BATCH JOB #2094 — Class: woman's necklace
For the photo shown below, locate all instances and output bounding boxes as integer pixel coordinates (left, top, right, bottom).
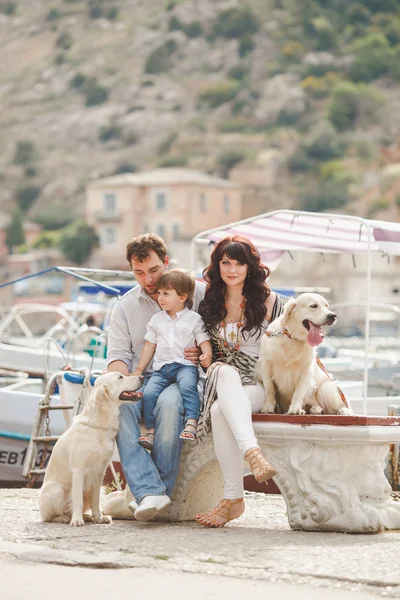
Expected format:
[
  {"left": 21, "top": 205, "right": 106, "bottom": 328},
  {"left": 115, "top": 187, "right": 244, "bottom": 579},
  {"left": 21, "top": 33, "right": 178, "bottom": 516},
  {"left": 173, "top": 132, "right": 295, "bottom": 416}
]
[{"left": 218, "top": 299, "right": 246, "bottom": 353}]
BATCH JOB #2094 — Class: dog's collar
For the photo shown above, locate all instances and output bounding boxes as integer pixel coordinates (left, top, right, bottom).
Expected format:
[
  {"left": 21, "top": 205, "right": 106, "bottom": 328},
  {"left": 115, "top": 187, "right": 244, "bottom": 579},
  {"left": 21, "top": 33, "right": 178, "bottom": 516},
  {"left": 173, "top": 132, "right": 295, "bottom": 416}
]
[
  {"left": 265, "top": 328, "right": 302, "bottom": 342},
  {"left": 78, "top": 421, "right": 119, "bottom": 435}
]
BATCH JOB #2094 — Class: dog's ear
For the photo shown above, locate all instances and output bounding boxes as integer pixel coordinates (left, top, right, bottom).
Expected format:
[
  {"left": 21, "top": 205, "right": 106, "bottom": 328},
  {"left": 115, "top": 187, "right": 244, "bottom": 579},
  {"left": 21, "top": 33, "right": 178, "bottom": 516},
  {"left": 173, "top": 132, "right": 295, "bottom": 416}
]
[
  {"left": 93, "top": 384, "right": 111, "bottom": 410},
  {"left": 282, "top": 298, "right": 296, "bottom": 324}
]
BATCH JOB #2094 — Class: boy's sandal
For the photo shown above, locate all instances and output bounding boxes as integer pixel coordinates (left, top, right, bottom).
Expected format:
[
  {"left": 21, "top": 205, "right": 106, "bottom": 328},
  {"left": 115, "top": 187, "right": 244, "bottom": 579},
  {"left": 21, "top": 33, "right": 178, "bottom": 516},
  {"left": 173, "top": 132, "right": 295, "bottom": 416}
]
[
  {"left": 138, "top": 432, "right": 154, "bottom": 450},
  {"left": 179, "top": 420, "right": 197, "bottom": 441}
]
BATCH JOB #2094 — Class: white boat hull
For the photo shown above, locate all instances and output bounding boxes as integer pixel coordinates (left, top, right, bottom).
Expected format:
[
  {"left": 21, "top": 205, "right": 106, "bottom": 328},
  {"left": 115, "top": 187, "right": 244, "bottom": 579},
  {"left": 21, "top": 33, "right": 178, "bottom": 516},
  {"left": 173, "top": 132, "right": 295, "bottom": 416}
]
[{"left": 0, "top": 341, "right": 106, "bottom": 377}]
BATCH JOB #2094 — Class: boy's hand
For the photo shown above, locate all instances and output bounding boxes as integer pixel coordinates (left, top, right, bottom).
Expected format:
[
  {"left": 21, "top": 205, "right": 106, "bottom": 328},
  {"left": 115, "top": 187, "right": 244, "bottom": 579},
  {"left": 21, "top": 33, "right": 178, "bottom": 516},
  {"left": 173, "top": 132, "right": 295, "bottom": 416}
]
[
  {"left": 132, "top": 369, "right": 142, "bottom": 376},
  {"left": 199, "top": 353, "right": 212, "bottom": 368}
]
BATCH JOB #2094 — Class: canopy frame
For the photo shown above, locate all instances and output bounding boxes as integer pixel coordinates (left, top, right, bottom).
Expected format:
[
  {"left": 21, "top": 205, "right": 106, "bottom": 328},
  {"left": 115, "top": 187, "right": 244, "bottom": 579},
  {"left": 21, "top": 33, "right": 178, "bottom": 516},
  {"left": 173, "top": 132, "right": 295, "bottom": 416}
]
[{"left": 190, "top": 209, "right": 395, "bottom": 415}]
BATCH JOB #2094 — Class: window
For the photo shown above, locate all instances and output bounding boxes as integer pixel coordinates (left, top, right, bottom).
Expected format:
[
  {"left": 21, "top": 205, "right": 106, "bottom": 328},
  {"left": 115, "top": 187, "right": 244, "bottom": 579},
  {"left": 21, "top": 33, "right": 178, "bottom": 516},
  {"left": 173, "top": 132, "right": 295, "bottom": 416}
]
[
  {"left": 103, "top": 193, "right": 117, "bottom": 213},
  {"left": 223, "top": 195, "right": 230, "bottom": 214},
  {"left": 102, "top": 226, "right": 117, "bottom": 247},
  {"left": 199, "top": 192, "right": 206, "bottom": 212},
  {"left": 143, "top": 223, "right": 150, "bottom": 233},
  {"left": 172, "top": 223, "right": 180, "bottom": 241},
  {"left": 155, "top": 191, "right": 167, "bottom": 210},
  {"left": 157, "top": 224, "right": 166, "bottom": 239}
]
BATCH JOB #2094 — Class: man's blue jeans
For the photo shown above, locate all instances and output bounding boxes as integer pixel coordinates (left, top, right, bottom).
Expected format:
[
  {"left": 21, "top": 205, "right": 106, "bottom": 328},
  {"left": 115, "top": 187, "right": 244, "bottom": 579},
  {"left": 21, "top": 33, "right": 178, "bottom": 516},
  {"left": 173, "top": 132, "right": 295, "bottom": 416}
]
[
  {"left": 116, "top": 380, "right": 185, "bottom": 504},
  {"left": 143, "top": 363, "right": 200, "bottom": 430}
]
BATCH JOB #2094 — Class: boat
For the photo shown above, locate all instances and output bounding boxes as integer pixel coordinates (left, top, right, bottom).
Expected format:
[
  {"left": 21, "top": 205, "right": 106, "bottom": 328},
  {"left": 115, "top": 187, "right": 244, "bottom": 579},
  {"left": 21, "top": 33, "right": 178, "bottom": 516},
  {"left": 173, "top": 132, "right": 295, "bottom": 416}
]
[{"left": 0, "top": 266, "right": 136, "bottom": 377}]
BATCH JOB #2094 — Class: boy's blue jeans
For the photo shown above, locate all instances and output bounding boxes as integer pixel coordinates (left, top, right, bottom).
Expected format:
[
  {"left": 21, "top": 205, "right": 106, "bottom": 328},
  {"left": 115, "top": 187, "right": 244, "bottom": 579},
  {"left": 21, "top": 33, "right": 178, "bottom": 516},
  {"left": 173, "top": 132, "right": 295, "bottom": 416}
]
[
  {"left": 116, "top": 378, "right": 185, "bottom": 504},
  {"left": 143, "top": 362, "right": 200, "bottom": 429}
]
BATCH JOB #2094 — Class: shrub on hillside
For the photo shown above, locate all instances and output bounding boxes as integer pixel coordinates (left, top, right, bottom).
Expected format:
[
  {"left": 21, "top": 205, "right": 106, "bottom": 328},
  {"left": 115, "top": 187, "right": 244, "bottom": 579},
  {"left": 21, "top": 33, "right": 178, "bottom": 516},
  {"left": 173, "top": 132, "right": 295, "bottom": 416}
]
[
  {"left": 304, "top": 121, "right": 344, "bottom": 160},
  {"left": 309, "top": 16, "right": 337, "bottom": 51},
  {"left": 47, "top": 8, "right": 61, "bottom": 21},
  {"left": 288, "top": 148, "right": 316, "bottom": 173},
  {"left": 55, "top": 31, "right": 73, "bottom": 50},
  {"left": 349, "top": 32, "right": 391, "bottom": 81},
  {"left": 144, "top": 40, "right": 177, "bottom": 74},
  {"left": 213, "top": 7, "right": 258, "bottom": 39},
  {"left": 70, "top": 72, "right": 88, "bottom": 89},
  {"left": 327, "top": 81, "right": 383, "bottom": 130},
  {"left": 16, "top": 186, "right": 41, "bottom": 212},
  {"left": 113, "top": 162, "right": 137, "bottom": 175},
  {"left": 327, "top": 81, "right": 359, "bottom": 130},
  {"left": 34, "top": 206, "right": 73, "bottom": 230},
  {"left": 14, "top": 140, "right": 35, "bottom": 165},
  {"left": 301, "top": 181, "right": 350, "bottom": 213},
  {"left": 346, "top": 3, "right": 371, "bottom": 25},
  {"left": 158, "top": 154, "right": 188, "bottom": 167},
  {"left": 99, "top": 123, "right": 122, "bottom": 142},
  {"left": 216, "top": 149, "right": 246, "bottom": 178},
  {"left": 0, "top": 2, "right": 16, "bottom": 15},
  {"left": 85, "top": 80, "right": 109, "bottom": 106},
  {"left": 228, "top": 64, "right": 247, "bottom": 81},
  {"left": 238, "top": 34, "right": 254, "bottom": 57},
  {"left": 199, "top": 80, "right": 240, "bottom": 108},
  {"left": 25, "top": 166, "right": 38, "bottom": 178}
]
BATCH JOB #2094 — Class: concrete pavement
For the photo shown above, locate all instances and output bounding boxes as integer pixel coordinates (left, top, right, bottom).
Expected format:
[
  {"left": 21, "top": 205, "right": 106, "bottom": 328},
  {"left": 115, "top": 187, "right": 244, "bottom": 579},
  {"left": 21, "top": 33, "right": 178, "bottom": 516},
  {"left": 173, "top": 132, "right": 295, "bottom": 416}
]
[{"left": 1, "top": 489, "right": 400, "bottom": 599}]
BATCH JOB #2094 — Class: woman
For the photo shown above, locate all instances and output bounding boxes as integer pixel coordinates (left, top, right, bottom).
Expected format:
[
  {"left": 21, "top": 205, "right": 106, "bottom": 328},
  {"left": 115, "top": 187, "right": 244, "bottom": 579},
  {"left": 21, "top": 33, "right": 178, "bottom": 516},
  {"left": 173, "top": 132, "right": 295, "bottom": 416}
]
[{"left": 195, "top": 235, "right": 284, "bottom": 528}]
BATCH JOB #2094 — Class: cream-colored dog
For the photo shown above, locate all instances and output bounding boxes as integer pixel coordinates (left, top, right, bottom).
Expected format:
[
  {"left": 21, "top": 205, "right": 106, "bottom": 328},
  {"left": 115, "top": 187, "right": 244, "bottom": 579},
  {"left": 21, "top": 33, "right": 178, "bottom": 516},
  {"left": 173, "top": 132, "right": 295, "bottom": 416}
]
[
  {"left": 39, "top": 372, "right": 143, "bottom": 526},
  {"left": 257, "top": 293, "right": 351, "bottom": 416}
]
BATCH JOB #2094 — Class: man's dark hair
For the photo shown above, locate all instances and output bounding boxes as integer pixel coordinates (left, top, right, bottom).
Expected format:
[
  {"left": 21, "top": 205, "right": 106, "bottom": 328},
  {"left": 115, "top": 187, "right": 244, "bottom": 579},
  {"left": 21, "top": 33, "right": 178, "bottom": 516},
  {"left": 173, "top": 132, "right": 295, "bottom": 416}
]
[{"left": 126, "top": 233, "right": 168, "bottom": 264}]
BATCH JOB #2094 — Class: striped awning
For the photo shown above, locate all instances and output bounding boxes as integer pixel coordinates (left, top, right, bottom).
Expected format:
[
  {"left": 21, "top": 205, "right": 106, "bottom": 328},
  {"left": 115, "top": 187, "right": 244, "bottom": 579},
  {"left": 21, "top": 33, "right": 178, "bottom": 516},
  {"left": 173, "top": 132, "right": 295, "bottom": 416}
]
[
  {"left": 194, "top": 211, "right": 400, "bottom": 269},
  {"left": 193, "top": 210, "right": 400, "bottom": 271}
]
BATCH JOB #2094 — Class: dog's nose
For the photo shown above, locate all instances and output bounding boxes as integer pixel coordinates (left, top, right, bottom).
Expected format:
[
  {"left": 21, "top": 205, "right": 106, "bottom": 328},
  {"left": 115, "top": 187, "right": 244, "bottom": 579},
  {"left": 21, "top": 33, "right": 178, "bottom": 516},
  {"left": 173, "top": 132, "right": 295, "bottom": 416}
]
[{"left": 327, "top": 312, "right": 337, "bottom": 325}]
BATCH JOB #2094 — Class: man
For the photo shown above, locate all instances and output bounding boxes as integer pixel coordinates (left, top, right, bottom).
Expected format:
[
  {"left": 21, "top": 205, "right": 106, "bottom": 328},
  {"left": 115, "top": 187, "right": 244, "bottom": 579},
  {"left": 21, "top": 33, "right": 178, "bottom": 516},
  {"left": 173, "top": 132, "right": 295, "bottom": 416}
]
[{"left": 106, "top": 233, "right": 205, "bottom": 522}]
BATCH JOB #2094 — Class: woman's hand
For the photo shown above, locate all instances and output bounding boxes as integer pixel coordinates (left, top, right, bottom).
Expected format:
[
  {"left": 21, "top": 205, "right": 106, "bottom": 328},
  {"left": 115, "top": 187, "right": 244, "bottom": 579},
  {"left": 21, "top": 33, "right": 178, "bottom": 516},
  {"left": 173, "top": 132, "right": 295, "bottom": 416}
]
[
  {"left": 184, "top": 346, "right": 201, "bottom": 365},
  {"left": 199, "top": 353, "right": 212, "bottom": 368}
]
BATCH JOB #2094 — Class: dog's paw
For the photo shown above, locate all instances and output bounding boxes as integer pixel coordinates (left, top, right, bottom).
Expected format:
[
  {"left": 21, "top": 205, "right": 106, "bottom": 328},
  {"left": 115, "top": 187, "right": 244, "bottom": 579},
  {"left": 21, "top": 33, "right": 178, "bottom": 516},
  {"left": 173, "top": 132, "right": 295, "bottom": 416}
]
[
  {"left": 310, "top": 405, "right": 323, "bottom": 415},
  {"left": 287, "top": 406, "right": 306, "bottom": 415},
  {"left": 94, "top": 514, "right": 112, "bottom": 524},
  {"left": 83, "top": 514, "right": 95, "bottom": 523},
  {"left": 261, "top": 398, "right": 276, "bottom": 414},
  {"left": 70, "top": 516, "right": 84, "bottom": 527},
  {"left": 338, "top": 406, "right": 352, "bottom": 415}
]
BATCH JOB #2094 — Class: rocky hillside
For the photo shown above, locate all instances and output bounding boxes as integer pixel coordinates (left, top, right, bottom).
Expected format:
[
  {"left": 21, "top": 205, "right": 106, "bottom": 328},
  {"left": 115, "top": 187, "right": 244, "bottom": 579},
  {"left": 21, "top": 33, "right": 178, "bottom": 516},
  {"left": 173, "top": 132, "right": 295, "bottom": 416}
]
[{"left": 2, "top": 0, "right": 400, "bottom": 234}]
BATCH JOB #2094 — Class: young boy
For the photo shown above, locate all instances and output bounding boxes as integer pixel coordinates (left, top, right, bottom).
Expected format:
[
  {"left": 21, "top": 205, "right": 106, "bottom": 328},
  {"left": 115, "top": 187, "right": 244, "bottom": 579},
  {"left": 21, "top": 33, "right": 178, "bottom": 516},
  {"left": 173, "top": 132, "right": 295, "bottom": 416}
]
[{"left": 133, "top": 269, "right": 212, "bottom": 449}]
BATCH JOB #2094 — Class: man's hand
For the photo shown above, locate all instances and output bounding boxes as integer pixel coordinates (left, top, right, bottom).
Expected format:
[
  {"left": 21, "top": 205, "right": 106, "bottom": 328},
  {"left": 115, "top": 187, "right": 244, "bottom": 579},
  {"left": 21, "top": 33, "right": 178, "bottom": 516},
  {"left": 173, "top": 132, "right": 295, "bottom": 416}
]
[
  {"left": 184, "top": 346, "right": 201, "bottom": 365},
  {"left": 199, "top": 353, "right": 212, "bottom": 368}
]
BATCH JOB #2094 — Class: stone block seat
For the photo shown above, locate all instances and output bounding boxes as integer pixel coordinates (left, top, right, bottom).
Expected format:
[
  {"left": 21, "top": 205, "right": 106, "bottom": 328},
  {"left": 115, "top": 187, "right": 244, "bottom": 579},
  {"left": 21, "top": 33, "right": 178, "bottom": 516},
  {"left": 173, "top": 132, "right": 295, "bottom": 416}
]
[{"left": 101, "top": 414, "right": 400, "bottom": 533}]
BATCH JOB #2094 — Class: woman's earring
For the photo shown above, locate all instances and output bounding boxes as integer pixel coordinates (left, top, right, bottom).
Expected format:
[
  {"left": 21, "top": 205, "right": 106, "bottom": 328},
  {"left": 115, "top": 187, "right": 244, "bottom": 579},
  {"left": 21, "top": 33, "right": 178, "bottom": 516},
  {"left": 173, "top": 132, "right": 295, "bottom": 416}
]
[{"left": 247, "top": 273, "right": 250, "bottom": 278}]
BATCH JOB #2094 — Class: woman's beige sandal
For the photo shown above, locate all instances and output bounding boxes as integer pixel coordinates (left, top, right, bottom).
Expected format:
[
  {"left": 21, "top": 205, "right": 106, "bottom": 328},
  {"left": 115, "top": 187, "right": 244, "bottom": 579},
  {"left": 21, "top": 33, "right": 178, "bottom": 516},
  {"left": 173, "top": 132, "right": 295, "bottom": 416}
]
[
  {"left": 245, "top": 447, "right": 276, "bottom": 484},
  {"left": 179, "top": 419, "right": 198, "bottom": 441},
  {"left": 195, "top": 498, "right": 244, "bottom": 528}
]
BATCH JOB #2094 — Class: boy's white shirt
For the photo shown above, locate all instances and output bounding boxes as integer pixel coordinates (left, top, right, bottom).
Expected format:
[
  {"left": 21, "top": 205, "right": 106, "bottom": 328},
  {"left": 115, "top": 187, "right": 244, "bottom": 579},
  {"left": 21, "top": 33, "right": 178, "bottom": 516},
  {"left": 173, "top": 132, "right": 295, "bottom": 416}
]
[
  {"left": 145, "top": 307, "right": 210, "bottom": 371},
  {"left": 107, "top": 280, "right": 205, "bottom": 373}
]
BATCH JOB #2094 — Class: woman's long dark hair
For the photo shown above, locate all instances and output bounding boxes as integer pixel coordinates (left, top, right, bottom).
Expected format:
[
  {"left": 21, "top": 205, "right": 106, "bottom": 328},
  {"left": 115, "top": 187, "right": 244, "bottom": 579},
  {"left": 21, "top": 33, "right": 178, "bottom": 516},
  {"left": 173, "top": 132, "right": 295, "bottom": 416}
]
[{"left": 200, "top": 235, "right": 271, "bottom": 338}]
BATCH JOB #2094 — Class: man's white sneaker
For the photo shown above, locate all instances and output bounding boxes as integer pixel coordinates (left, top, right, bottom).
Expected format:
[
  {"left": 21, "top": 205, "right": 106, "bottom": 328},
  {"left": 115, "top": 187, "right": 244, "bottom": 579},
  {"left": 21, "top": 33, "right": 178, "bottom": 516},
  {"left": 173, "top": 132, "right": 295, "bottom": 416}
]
[
  {"left": 128, "top": 499, "right": 138, "bottom": 515},
  {"left": 134, "top": 495, "right": 171, "bottom": 522}
]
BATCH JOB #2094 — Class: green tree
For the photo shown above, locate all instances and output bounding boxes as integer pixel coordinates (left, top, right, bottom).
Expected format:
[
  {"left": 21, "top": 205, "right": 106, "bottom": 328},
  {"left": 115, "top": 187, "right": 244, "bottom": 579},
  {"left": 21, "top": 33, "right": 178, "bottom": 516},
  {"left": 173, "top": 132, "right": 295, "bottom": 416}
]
[
  {"left": 59, "top": 221, "right": 99, "bottom": 265},
  {"left": 16, "top": 186, "right": 40, "bottom": 212},
  {"left": 5, "top": 209, "right": 25, "bottom": 252}
]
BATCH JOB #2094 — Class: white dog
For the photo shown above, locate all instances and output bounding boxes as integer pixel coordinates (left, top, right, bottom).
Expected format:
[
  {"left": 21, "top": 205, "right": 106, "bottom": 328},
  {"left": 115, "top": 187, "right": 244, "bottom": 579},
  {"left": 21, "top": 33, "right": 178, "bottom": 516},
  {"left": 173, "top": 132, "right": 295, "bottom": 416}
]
[
  {"left": 257, "top": 293, "right": 351, "bottom": 416},
  {"left": 39, "top": 372, "right": 143, "bottom": 526}
]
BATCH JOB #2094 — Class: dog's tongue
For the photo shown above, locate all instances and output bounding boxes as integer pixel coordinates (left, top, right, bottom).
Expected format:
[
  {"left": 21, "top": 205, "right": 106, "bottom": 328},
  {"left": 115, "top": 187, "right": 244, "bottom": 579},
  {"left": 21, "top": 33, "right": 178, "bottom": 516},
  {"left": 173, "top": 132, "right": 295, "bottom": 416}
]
[{"left": 307, "top": 323, "right": 324, "bottom": 347}]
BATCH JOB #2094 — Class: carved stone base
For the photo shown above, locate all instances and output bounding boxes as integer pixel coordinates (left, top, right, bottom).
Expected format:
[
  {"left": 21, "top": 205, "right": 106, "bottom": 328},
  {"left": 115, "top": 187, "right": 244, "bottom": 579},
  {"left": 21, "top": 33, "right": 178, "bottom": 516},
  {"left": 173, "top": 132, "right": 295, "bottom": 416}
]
[
  {"left": 102, "top": 418, "right": 400, "bottom": 532},
  {"left": 101, "top": 437, "right": 224, "bottom": 522},
  {"left": 254, "top": 421, "right": 400, "bottom": 533}
]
